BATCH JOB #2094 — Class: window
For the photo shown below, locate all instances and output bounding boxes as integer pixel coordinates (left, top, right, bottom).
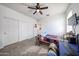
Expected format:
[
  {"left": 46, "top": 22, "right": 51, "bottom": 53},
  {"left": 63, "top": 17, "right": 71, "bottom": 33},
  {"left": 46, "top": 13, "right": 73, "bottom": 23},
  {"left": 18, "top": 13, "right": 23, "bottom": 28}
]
[{"left": 67, "top": 10, "right": 73, "bottom": 32}]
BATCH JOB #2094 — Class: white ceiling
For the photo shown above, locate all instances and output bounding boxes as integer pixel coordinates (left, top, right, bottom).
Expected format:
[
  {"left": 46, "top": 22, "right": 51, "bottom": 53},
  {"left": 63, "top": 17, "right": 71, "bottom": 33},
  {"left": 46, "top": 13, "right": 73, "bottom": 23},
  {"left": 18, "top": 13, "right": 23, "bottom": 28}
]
[{"left": 1, "top": 3, "right": 69, "bottom": 20}]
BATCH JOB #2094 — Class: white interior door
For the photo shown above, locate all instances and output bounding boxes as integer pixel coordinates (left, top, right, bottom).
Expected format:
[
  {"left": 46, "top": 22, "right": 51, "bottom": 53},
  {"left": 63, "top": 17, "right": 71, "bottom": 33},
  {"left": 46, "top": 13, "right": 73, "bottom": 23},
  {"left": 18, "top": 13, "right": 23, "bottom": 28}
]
[{"left": 2, "top": 17, "right": 19, "bottom": 46}]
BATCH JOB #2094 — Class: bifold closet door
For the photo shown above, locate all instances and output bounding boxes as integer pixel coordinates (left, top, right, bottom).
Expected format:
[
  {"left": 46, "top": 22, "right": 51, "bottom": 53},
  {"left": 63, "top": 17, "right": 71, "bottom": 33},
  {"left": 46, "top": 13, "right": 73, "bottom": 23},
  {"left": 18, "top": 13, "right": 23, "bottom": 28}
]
[
  {"left": 0, "top": 19, "right": 3, "bottom": 48},
  {"left": 19, "top": 21, "right": 28, "bottom": 41},
  {"left": 2, "top": 17, "right": 19, "bottom": 46},
  {"left": 19, "top": 21, "right": 34, "bottom": 41}
]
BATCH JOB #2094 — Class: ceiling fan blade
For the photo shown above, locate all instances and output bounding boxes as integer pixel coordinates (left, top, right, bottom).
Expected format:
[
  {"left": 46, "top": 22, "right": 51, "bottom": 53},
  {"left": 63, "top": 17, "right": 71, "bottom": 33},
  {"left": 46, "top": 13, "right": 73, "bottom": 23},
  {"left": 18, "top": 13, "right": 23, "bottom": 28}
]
[
  {"left": 28, "top": 7, "right": 36, "bottom": 9},
  {"left": 39, "top": 11, "right": 43, "bottom": 15},
  {"left": 33, "top": 11, "right": 37, "bottom": 14},
  {"left": 40, "top": 7, "right": 48, "bottom": 9}
]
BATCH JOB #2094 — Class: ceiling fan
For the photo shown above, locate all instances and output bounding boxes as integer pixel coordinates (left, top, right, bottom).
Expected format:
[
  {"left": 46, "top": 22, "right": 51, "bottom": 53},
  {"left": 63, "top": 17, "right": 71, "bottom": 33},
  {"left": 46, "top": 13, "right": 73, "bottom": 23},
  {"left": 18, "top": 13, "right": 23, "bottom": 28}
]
[{"left": 28, "top": 3, "right": 48, "bottom": 15}]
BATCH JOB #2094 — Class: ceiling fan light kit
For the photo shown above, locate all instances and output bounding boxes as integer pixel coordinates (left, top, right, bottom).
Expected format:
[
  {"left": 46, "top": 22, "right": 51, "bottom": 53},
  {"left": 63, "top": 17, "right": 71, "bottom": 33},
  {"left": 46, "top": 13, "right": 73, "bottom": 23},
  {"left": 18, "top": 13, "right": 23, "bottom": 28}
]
[{"left": 36, "top": 9, "right": 40, "bottom": 12}]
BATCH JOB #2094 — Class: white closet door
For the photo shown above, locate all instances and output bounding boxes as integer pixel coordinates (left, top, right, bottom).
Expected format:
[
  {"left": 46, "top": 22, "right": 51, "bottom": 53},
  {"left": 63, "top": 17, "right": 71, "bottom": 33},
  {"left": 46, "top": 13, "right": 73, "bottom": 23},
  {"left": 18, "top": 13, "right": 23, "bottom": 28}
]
[
  {"left": 0, "top": 19, "right": 3, "bottom": 48},
  {"left": 26, "top": 22, "right": 34, "bottom": 38},
  {"left": 2, "top": 17, "right": 19, "bottom": 46},
  {"left": 19, "top": 21, "right": 34, "bottom": 41},
  {"left": 19, "top": 21, "right": 28, "bottom": 41}
]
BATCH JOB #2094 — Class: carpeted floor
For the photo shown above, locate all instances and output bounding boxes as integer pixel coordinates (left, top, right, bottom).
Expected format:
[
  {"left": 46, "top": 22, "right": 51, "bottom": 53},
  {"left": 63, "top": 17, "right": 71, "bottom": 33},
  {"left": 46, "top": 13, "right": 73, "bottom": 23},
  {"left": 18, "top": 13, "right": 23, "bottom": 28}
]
[{"left": 0, "top": 38, "right": 49, "bottom": 56}]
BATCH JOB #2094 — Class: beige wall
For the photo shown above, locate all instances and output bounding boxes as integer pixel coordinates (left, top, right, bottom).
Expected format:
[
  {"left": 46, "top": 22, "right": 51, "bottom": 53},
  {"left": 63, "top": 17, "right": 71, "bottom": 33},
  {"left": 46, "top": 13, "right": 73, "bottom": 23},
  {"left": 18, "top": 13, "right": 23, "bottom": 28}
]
[{"left": 38, "top": 13, "right": 66, "bottom": 36}]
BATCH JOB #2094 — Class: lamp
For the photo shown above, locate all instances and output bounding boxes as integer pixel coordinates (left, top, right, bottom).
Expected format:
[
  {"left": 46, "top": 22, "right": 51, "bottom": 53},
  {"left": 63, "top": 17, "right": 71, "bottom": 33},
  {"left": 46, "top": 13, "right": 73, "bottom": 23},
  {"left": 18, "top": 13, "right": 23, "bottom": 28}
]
[{"left": 34, "top": 24, "right": 37, "bottom": 28}]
